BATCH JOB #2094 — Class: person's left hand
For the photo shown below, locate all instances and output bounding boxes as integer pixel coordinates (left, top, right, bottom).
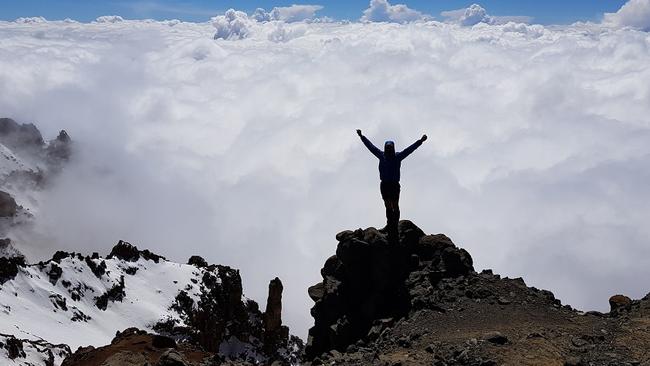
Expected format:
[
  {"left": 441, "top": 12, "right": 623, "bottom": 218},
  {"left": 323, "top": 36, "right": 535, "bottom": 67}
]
[{"left": 421, "top": 134, "right": 428, "bottom": 142}]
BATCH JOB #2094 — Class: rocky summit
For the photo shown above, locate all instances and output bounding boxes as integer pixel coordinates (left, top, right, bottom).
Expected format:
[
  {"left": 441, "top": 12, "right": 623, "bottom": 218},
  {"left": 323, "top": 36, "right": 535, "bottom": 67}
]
[{"left": 305, "top": 221, "right": 650, "bottom": 366}]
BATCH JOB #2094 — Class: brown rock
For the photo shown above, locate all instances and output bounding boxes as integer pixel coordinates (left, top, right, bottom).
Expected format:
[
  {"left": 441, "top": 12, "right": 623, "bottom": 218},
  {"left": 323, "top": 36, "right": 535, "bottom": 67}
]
[
  {"left": 100, "top": 351, "right": 148, "bottom": 366},
  {"left": 609, "top": 294, "right": 632, "bottom": 313}
]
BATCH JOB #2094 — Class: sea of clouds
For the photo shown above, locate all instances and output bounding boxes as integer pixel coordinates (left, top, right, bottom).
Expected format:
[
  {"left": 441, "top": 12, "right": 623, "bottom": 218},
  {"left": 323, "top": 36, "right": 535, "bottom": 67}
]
[{"left": 1, "top": 0, "right": 650, "bottom": 339}]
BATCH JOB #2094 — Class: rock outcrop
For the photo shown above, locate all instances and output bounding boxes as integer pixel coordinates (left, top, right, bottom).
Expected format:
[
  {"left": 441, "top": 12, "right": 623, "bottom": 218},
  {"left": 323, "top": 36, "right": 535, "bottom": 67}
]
[
  {"left": 1, "top": 240, "right": 303, "bottom": 365},
  {"left": 61, "top": 328, "right": 203, "bottom": 366},
  {"left": 304, "top": 221, "right": 650, "bottom": 366},
  {"left": 0, "top": 191, "right": 17, "bottom": 217},
  {"left": 306, "top": 220, "right": 473, "bottom": 358},
  {"left": 263, "top": 277, "right": 289, "bottom": 356},
  {"left": 0, "top": 118, "right": 73, "bottom": 258}
]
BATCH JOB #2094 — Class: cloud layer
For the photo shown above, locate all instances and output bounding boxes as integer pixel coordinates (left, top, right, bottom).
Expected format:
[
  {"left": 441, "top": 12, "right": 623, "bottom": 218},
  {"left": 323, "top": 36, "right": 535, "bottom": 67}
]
[{"left": 0, "top": 8, "right": 649, "bottom": 339}]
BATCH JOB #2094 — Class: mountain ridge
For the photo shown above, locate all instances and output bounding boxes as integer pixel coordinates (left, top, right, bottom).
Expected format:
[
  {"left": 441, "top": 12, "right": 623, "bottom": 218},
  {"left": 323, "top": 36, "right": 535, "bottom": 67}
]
[{"left": 0, "top": 240, "right": 302, "bottom": 365}]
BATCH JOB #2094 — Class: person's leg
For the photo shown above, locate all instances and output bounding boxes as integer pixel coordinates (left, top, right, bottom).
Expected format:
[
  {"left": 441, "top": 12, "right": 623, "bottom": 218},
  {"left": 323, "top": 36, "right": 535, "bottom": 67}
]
[{"left": 386, "top": 198, "right": 399, "bottom": 242}]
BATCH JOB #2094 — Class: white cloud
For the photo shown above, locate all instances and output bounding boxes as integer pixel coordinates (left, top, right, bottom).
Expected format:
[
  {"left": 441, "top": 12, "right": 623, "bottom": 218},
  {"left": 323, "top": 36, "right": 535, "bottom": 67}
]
[
  {"left": 212, "top": 5, "right": 323, "bottom": 40},
  {"left": 604, "top": 0, "right": 650, "bottom": 31},
  {"left": 442, "top": 3, "right": 532, "bottom": 26},
  {"left": 269, "top": 4, "right": 323, "bottom": 23},
  {"left": 212, "top": 9, "right": 250, "bottom": 40},
  {"left": 14, "top": 17, "right": 47, "bottom": 24},
  {"left": 361, "top": 0, "right": 426, "bottom": 23},
  {"left": 1, "top": 17, "right": 650, "bottom": 342},
  {"left": 94, "top": 15, "right": 125, "bottom": 23},
  {"left": 251, "top": 8, "right": 272, "bottom": 22}
]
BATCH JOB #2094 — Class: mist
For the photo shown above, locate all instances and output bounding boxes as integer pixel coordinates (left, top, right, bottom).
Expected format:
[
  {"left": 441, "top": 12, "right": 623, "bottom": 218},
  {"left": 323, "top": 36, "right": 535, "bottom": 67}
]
[{"left": 1, "top": 14, "right": 650, "bottom": 339}]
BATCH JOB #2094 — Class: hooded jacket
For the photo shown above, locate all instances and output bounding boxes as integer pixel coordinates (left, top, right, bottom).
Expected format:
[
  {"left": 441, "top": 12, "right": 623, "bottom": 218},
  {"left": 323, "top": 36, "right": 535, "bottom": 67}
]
[{"left": 360, "top": 135, "right": 422, "bottom": 183}]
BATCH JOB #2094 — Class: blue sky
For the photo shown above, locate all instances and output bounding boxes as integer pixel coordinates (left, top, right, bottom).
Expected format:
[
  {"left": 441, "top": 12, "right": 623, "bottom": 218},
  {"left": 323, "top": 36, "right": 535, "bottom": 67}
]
[{"left": 0, "top": 0, "right": 629, "bottom": 24}]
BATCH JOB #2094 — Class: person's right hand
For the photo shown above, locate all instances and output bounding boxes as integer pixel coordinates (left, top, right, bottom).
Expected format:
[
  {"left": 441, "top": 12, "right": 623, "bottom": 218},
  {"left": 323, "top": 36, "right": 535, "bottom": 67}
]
[{"left": 357, "top": 129, "right": 362, "bottom": 137}]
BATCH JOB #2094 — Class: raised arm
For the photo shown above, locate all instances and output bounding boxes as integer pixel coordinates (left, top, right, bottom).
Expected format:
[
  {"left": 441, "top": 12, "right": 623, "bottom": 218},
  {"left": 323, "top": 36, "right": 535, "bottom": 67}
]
[
  {"left": 398, "top": 134, "right": 427, "bottom": 160},
  {"left": 357, "top": 130, "right": 382, "bottom": 159}
]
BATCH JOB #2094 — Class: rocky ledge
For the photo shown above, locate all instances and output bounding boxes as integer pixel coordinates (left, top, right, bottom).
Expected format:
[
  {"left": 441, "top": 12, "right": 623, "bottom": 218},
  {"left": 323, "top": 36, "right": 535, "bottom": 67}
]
[{"left": 305, "top": 220, "right": 650, "bottom": 366}]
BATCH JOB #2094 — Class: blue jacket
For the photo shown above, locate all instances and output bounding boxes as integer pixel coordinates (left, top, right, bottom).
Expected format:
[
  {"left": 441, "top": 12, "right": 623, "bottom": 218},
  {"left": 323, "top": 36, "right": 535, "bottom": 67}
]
[{"left": 361, "top": 136, "right": 422, "bottom": 183}]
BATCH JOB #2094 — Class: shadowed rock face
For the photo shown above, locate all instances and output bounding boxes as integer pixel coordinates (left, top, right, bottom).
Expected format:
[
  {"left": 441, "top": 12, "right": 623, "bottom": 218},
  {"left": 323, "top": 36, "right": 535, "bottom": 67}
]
[
  {"left": 263, "top": 277, "right": 289, "bottom": 355},
  {"left": 0, "top": 191, "right": 17, "bottom": 217},
  {"left": 0, "top": 118, "right": 45, "bottom": 151},
  {"left": 306, "top": 220, "right": 473, "bottom": 359}
]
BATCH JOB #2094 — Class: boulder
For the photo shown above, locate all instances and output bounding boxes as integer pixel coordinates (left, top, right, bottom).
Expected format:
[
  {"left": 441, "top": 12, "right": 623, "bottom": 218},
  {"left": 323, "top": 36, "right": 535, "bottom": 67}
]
[
  {"left": 157, "top": 349, "right": 189, "bottom": 366},
  {"left": 609, "top": 294, "right": 632, "bottom": 313},
  {"left": 188, "top": 255, "right": 208, "bottom": 268}
]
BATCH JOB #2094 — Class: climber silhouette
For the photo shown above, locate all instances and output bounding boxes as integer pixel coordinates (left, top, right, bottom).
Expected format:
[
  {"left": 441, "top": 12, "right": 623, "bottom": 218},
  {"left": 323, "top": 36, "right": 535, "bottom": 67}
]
[{"left": 357, "top": 129, "right": 427, "bottom": 242}]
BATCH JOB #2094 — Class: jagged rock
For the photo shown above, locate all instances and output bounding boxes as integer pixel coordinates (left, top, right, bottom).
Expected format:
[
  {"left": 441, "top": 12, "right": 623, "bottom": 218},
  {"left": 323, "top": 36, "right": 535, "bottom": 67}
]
[
  {"left": 107, "top": 240, "right": 165, "bottom": 263},
  {"left": 263, "top": 277, "right": 288, "bottom": 356},
  {"left": 1, "top": 333, "right": 70, "bottom": 365},
  {"left": 46, "top": 130, "right": 72, "bottom": 163},
  {"left": 188, "top": 255, "right": 208, "bottom": 268},
  {"left": 609, "top": 294, "right": 632, "bottom": 313},
  {"left": 306, "top": 220, "right": 474, "bottom": 359},
  {"left": 0, "top": 191, "right": 17, "bottom": 217},
  {"left": 0, "top": 118, "right": 45, "bottom": 150},
  {"left": 85, "top": 257, "right": 107, "bottom": 278},
  {"left": 4, "top": 336, "right": 25, "bottom": 359},
  {"left": 47, "top": 263, "right": 63, "bottom": 285},
  {"left": 0, "top": 255, "right": 25, "bottom": 284},
  {"left": 95, "top": 276, "right": 126, "bottom": 310}
]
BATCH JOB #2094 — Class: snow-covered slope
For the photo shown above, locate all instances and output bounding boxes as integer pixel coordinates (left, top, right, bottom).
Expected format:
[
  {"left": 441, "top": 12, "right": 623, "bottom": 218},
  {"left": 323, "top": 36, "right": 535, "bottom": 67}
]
[
  {"left": 0, "top": 144, "right": 34, "bottom": 178},
  {"left": 0, "top": 241, "right": 299, "bottom": 365},
  {"left": 0, "top": 333, "right": 69, "bottom": 366},
  {"left": 0, "top": 247, "right": 202, "bottom": 348}
]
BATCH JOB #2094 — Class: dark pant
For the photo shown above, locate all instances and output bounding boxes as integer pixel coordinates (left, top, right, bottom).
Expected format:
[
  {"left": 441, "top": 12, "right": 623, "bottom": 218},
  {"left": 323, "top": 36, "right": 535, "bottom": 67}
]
[{"left": 380, "top": 181, "right": 400, "bottom": 242}]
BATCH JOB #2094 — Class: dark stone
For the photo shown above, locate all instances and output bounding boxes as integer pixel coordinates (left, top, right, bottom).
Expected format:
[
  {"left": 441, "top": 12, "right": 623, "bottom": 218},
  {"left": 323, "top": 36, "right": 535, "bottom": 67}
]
[
  {"left": 188, "top": 255, "right": 208, "bottom": 268},
  {"left": 308, "top": 282, "right": 325, "bottom": 302},
  {"left": 264, "top": 277, "right": 288, "bottom": 355},
  {"left": 0, "top": 191, "right": 17, "bottom": 217},
  {"left": 107, "top": 240, "right": 165, "bottom": 263},
  {"left": 85, "top": 257, "right": 106, "bottom": 279},
  {"left": 5, "top": 336, "right": 25, "bottom": 359},
  {"left": 52, "top": 251, "right": 72, "bottom": 263},
  {"left": 306, "top": 221, "right": 473, "bottom": 359},
  {"left": 47, "top": 263, "right": 63, "bottom": 285},
  {"left": 95, "top": 276, "right": 126, "bottom": 310},
  {"left": 152, "top": 335, "right": 177, "bottom": 349},
  {"left": 483, "top": 331, "right": 508, "bottom": 345},
  {"left": 0, "top": 255, "right": 25, "bottom": 284}
]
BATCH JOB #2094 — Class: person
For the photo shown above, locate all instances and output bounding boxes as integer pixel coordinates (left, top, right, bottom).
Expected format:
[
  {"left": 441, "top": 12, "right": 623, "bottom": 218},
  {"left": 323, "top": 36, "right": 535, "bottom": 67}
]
[{"left": 357, "top": 129, "right": 427, "bottom": 242}]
